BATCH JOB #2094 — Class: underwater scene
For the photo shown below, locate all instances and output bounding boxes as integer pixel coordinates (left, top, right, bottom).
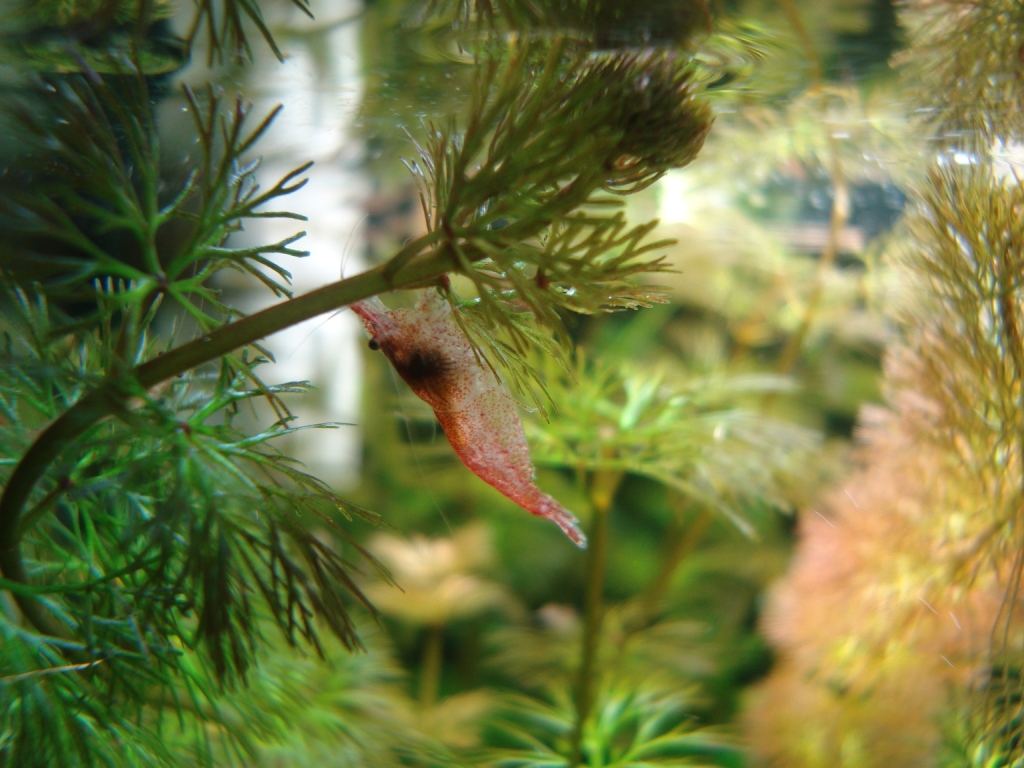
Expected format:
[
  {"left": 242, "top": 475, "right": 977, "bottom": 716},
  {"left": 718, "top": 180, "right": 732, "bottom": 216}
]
[{"left": 1, "top": 0, "right": 1022, "bottom": 766}]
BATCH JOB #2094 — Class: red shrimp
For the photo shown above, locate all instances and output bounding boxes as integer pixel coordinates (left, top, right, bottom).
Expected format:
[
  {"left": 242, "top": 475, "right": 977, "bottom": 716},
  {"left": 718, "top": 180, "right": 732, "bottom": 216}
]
[{"left": 351, "top": 291, "right": 586, "bottom": 548}]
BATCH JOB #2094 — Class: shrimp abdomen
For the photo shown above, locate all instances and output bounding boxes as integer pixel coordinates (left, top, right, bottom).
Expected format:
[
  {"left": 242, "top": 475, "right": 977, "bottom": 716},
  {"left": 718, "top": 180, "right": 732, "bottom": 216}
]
[{"left": 436, "top": 391, "right": 587, "bottom": 547}]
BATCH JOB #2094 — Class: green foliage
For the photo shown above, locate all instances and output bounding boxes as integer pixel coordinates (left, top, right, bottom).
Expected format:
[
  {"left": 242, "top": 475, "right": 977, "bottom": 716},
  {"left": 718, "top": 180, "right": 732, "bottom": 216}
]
[
  {"left": 5, "top": 73, "right": 310, "bottom": 314},
  {"left": 527, "top": 354, "right": 815, "bottom": 535},
  {"left": 0, "top": 286, "right": 387, "bottom": 763},
  {"left": 151, "top": 628, "right": 469, "bottom": 768},
  {"left": 0, "top": 3, "right": 371, "bottom": 762},
  {"left": 940, "top": 676, "right": 1024, "bottom": 768},
  {"left": 0, "top": 0, "right": 845, "bottom": 766},
  {"left": 357, "top": 22, "right": 714, "bottom": 411},
  {"left": 899, "top": 163, "right": 1024, "bottom": 765},
  {"left": 33, "top": 0, "right": 172, "bottom": 27},
  {"left": 742, "top": 1, "right": 1024, "bottom": 765},
  {"left": 902, "top": 0, "right": 1024, "bottom": 149},
  {"left": 420, "top": 0, "right": 711, "bottom": 47},
  {"left": 188, "top": 0, "right": 313, "bottom": 64},
  {"left": 0, "top": 1, "right": 183, "bottom": 75},
  {"left": 880, "top": 3, "right": 1024, "bottom": 760},
  {"left": 401, "top": 40, "right": 711, "bottom": 353},
  {"left": 478, "top": 683, "right": 740, "bottom": 767}
]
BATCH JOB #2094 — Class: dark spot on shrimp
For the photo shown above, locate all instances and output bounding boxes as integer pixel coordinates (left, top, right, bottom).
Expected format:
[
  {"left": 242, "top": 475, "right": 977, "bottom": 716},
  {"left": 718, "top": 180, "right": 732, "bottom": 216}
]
[
  {"left": 392, "top": 349, "right": 450, "bottom": 384},
  {"left": 368, "top": 338, "right": 381, "bottom": 351}
]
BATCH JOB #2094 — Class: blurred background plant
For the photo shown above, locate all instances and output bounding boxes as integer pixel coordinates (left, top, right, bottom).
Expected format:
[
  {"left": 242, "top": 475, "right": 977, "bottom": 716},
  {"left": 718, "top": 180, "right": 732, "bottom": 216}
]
[
  {"left": 740, "top": 1, "right": 1024, "bottom": 767},
  {"left": 3, "top": 0, "right": 1015, "bottom": 766}
]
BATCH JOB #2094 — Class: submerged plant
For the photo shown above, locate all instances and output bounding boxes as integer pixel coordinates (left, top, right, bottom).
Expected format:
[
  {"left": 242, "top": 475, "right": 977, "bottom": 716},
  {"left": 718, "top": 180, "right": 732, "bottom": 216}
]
[
  {"left": 744, "top": 0, "right": 1024, "bottom": 765},
  {"left": 0, "top": 0, "right": 728, "bottom": 764},
  {"left": 477, "top": 681, "right": 740, "bottom": 767}
]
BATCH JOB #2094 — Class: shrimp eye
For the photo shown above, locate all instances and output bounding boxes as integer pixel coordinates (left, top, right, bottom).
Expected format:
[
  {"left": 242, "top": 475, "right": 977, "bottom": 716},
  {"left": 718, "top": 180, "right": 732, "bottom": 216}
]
[{"left": 368, "top": 338, "right": 381, "bottom": 351}]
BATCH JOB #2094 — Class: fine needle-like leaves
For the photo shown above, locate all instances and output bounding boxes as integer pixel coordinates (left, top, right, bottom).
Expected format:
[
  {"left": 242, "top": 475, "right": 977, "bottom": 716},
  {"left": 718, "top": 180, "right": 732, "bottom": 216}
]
[
  {"left": 187, "top": 0, "right": 314, "bottom": 64},
  {"left": 390, "top": 38, "right": 711, "bottom": 395},
  {"left": 0, "top": 30, "right": 361, "bottom": 766},
  {"left": 1, "top": 289, "right": 390, "bottom": 761},
  {"left": 1, "top": 1, "right": 726, "bottom": 765},
  {"left": 525, "top": 353, "right": 816, "bottom": 536},
  {"left": 1, "top": 70, "right": 311, "bottom": 334},
  {"left": 477, "top": 682, "right": 741, "bottom": 767}
]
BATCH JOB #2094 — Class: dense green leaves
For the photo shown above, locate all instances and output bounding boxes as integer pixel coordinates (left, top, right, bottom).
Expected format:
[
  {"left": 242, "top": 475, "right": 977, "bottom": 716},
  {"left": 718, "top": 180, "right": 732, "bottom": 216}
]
[
  {"left": 526, "top": 355, "right": 815, "bottom": 535},
  {"left": 188, "top": 0, "right": 314, "bottom": 63},
  {"left": 1, "top": 72, "right": 311, "bottom": 334},
  {"left": 403, "top": 41, "right": 710, "bottom": 323},
  {"left": 0, "top": 284, "right": 389, "bottom": 759},
  {"left": 0, "top": 0, "right": 769, "bottom": 765},
  {"left": 478, "top": 684, "right": 740, "bottom": 767},
  {"left": 0, "top": 4, "right": 355, "bottom": 756}
]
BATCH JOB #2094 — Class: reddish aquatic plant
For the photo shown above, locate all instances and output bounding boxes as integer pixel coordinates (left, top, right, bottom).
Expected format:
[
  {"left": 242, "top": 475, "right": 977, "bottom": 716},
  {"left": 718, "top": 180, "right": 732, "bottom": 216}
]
[{"left": 352, "top": 291, "right": 586, "bottom": 547}]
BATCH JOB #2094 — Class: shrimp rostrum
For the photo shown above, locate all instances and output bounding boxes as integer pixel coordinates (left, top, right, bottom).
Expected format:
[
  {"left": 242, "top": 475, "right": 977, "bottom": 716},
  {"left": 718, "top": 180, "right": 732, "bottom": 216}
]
[{"left": 351, "top": 291, "right": 586, "bottom": 548}]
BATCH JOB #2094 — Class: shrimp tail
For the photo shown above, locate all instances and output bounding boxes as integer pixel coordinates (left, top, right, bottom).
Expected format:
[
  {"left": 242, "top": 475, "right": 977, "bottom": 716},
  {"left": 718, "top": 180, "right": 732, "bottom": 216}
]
[
  {"left": 462, "top": 448, "right": 589, "bottom": 548},
  {"left": 531, "top": 495, "right": 587, "bottom": 548}
]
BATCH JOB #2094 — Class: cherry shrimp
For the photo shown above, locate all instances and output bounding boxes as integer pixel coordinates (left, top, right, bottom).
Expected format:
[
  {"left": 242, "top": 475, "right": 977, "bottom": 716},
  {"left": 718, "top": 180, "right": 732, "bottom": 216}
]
[{"left": 351, "top": 291, "right": 587, "bottom": 548}]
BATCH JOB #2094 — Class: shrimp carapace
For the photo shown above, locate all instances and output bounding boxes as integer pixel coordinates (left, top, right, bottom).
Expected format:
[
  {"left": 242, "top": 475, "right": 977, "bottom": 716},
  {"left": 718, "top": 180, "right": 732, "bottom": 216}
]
[{"left": 352, "top": 292, "right": 586, "bottom": 548}]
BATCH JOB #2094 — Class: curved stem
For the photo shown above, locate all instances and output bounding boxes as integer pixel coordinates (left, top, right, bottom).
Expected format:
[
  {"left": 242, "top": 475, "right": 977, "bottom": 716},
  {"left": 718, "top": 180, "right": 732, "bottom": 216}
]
[
  {"left": 774, "top": 146, "right": 848, "bottom": 377},
  {"left": 0, "top": 243, "right": 458, "bottom": 633}
]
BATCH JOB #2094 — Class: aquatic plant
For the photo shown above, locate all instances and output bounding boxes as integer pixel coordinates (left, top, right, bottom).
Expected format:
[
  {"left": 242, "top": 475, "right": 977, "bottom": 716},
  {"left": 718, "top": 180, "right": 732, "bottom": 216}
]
[
  {"left": 745, "top": 0, "right": 1024, "bottom": 765},
  {"left": 0, "top": 0, "right": 796, "bottom": 765}
]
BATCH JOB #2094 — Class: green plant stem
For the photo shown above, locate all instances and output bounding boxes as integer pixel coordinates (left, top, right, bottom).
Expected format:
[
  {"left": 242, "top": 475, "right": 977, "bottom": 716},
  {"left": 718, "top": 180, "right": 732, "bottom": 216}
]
[
  {"left": 570, "top": 469, "right": 622, "bottom": 768},
  {"left": 772, "top": 1, "right": 848, "bottom": 383},
  {"left": 419, "top": 624, "right": 443, "bottom": 708},
  {"left": 779, "top": 0, "right": 823, "bottom": 83},
  {"left": 0, "top": 240, "right": 459, "bottom": 635}
]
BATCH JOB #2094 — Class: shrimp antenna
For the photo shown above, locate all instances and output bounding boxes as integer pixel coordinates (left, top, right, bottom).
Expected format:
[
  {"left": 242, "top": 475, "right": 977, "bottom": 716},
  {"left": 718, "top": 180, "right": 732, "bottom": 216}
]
[
  {"left": 287, "top": 216, "right": 370, "bottom": 359},
  {"left": 339, "top": 213, "right": 368, "bottom": 280}
]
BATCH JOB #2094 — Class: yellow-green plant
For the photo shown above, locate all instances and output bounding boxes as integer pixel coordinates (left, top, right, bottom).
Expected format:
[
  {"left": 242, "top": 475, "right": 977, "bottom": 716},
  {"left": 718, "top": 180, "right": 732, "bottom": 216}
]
[
  {"left": 0, "top": 0, "right": 733, "bottom": 764},
  {"left": 745, "top": 1, "right": 1024, "bottom": 765}
]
